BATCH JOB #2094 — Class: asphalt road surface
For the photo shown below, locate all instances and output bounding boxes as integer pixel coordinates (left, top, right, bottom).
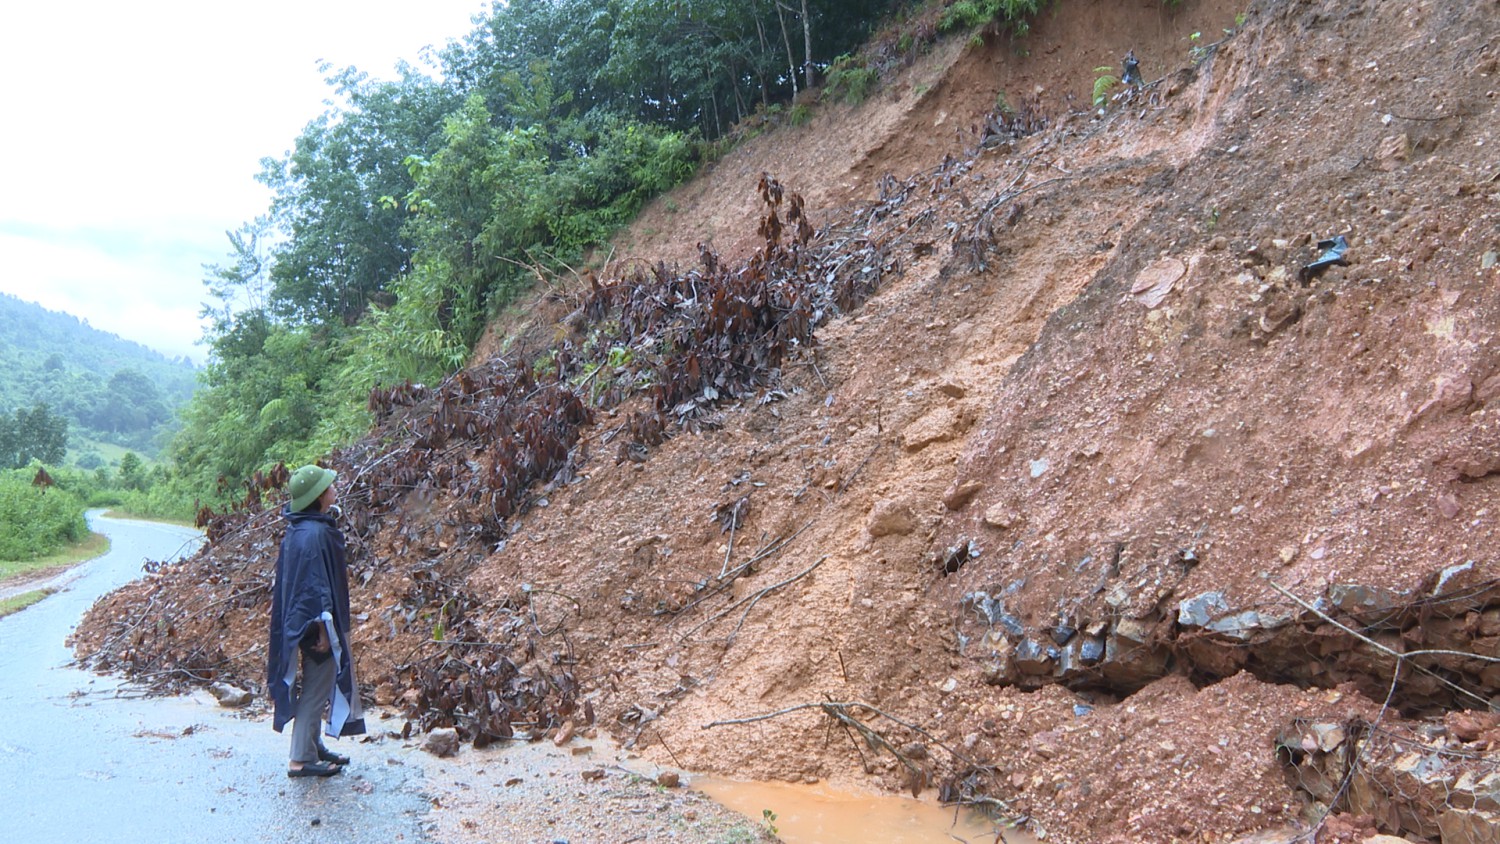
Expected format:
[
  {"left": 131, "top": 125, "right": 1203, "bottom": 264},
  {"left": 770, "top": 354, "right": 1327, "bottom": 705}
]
[{"left": 0, "top": 512, "right": 433, "bottom": 844}]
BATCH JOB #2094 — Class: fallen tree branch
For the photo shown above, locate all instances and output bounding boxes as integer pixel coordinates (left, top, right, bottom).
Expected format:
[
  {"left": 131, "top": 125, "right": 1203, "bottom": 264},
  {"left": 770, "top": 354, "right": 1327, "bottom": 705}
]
[
  {"left": 668, "top": 521, "right": 813, "bottom": 622},
  {"left": 679, "top": 555, "right": 826, "bottom": 642}
]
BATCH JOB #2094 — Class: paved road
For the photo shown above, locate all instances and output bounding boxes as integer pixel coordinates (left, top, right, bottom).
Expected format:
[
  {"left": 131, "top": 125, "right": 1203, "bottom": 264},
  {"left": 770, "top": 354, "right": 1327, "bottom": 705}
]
[{"left": 0, "top": 512, "right": 433, "bottom": 844}]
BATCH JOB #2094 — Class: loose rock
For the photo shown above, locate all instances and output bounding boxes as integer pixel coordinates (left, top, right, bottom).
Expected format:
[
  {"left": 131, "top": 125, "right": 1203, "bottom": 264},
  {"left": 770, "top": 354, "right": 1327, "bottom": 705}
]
[
  {"left": 208, "top": 683, "right": 252, "bottom": 708},
  {"left": 423, "top": 728, "right": 460, "bottom": 758}
]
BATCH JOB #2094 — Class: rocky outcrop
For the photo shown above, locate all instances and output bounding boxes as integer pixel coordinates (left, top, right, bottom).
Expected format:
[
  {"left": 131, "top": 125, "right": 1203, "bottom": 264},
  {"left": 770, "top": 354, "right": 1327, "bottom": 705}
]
[{"left": 962, "top": 561, "right": 1500, "bottom": 712}]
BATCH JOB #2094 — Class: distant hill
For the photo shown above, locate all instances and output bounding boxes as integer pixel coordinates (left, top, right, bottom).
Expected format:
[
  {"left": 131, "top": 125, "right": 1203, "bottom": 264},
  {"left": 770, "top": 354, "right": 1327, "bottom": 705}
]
[{"left": 0, "top": 292, "right": 198, "bottom": 459}]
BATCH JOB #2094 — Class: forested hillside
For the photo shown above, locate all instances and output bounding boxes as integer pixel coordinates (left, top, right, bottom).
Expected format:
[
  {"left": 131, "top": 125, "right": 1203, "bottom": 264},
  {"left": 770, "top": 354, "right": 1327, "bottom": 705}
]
[{"left": 0, "top": 293, "right": 196, "bottom": 459}]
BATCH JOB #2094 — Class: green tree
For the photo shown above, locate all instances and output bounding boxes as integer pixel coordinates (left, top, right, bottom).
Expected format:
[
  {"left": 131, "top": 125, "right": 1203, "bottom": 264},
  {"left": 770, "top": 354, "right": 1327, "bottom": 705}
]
[
  {"left": 118, "top": 452, "right": 147, "bottom": 492},
  {"left": 1, "top": 403, "right": 67, "bottom": 469},
  {"left": 259, "top": 65, "right": 461, "bottom": 327},
  {"left": 99, "top": 369, "right": 169, "bottom": 434}
]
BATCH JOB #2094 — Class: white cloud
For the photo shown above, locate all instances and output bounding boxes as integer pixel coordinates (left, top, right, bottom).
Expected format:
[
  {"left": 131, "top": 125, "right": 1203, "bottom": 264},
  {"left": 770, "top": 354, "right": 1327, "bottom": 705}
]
[{"left": 0, "top": 0, "right": 487, "bottom": 363}]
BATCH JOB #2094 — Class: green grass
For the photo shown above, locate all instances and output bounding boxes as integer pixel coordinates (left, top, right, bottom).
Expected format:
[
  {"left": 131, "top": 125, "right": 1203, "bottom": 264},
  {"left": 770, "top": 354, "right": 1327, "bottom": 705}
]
[
  {"left": 0, "top": 589, "right": 52, "bottom": 618},
  {"left": 0, "top": 531, "right": 110, "bottom": 581},
  {"left": 69, "top": 437, "right": 137, "bottom": 467}
]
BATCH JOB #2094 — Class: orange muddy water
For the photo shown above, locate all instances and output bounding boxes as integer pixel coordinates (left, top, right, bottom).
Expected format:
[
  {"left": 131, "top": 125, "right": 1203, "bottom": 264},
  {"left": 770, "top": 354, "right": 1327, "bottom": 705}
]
[{"left": 695, "top": 776, "right": 1035, "bottom": 843}]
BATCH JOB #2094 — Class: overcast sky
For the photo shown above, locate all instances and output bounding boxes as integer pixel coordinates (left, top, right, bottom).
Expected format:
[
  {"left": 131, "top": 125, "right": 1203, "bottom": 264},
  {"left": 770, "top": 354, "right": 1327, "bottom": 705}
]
[{"left": 0, "top": 0, "right": 490, "bottom": 364}]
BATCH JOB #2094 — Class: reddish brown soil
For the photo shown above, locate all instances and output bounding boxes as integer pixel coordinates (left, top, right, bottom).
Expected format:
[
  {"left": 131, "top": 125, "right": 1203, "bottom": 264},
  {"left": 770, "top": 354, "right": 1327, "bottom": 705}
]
[{"left": 74, "top": 1, "right": 1500, "bottom": 842}]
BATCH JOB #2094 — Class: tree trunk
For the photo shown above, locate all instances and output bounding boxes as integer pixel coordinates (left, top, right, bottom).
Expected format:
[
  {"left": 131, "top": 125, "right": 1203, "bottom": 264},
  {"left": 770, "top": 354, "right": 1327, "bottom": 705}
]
[
  {"left": 800, "top": 0, "right": 815, "bottom": 91},
  {"left": 709, "top": 76, "right": 722, "bottom": 137},
  {"left": 754, "top": 15, "right": 772, "bottom": 108},
  {"left": 775, "top": 1, "right": 798, "bottom": 99}
]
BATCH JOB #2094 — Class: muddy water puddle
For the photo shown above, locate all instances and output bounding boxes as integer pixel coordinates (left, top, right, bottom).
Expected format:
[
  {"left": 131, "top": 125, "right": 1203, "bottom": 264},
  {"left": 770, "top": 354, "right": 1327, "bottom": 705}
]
[
  {"left": 423, "top": 731, "right": 1035, "bottom": 843},
  {"left": 693, "top": 775, "right": 1033, "bottom": 844}
]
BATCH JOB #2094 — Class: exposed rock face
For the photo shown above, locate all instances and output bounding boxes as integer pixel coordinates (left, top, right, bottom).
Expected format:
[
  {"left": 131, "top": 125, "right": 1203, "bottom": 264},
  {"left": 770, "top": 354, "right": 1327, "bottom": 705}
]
[
  {"left": 1280, "top": 716, "right": 1500, "bottom": 844},
  {"left": 962, "top": 570, "right": 1500, "bottom": 712}
]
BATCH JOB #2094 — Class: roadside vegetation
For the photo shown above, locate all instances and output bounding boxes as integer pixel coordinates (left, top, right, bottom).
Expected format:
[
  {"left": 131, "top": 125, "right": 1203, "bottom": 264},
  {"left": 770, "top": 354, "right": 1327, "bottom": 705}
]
[{"left": 0, "top": 590, "right": 51, "bottom": 619}]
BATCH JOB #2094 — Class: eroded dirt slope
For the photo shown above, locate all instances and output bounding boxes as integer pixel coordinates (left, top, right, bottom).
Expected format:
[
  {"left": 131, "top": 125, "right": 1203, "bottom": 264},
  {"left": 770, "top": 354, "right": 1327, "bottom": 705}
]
[{"left": 74, "top": 1, "right": 1500, "bottom": 842}]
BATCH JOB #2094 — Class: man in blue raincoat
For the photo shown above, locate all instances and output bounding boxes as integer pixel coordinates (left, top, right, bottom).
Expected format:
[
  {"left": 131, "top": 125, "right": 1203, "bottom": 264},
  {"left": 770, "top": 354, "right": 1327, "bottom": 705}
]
[{"left": 268, "top": 464, "right": 366, "bottom": 777}]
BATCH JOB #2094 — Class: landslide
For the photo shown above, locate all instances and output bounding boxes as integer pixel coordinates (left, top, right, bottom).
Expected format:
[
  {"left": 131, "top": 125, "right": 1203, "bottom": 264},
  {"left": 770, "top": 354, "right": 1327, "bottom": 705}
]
[{"left": 72, "top": 1, "right": 1500, "bottom": 842}]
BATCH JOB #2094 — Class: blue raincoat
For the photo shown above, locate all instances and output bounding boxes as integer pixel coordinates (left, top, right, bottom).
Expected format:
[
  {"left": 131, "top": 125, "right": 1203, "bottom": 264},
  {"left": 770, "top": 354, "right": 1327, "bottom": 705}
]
[{"left": 267, "top": 505, "right": 366, "bottom": 737}]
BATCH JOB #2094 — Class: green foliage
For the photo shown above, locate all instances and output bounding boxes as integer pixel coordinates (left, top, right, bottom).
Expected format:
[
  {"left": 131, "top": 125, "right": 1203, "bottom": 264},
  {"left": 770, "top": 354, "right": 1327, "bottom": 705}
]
[
  {"left": 938, "top": 0, "right": 1047, "bottom": 36},
  {"left": 761, "top": 809, "right": 779, "bottom": 837},
  {"left": 258, "top": 66, "right": 461, "bottom": 328},
  {"left": 1092, "top": 67, "right": 1119, "bottom": 107},
  {"left": 0, "top": 471, "right": 87, "bottom": 561},
  {"left": 445, "top": 0, "right": 904, "bottom": 138},
  {"left": 173, "top": 317, "right": 341, "bottom": 496},
  {"left": 0, "top": 403, "right": 67, "bottom": 469},
  {"left": 823, "top": 54, "right": 879, "bottom": 104}
]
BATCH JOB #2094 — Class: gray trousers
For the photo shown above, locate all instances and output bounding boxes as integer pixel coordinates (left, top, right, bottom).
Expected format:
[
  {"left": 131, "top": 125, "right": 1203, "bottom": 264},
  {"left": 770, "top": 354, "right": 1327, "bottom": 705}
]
[{"left": 289, "top": 650, "right": 336, "bottom": 764}]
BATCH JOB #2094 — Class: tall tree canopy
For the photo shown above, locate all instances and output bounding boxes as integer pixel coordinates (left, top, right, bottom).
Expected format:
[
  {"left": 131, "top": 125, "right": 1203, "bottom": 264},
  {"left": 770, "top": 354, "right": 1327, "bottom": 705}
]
[{"left": 0, "top": 403, "right": 68, "bottom": 469}]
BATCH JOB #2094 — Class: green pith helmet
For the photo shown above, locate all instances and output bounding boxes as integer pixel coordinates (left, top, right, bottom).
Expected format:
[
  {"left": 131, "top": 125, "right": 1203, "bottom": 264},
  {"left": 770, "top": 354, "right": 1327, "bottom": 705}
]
[{"left": 288, "top": 464, "right": 337, "bottom": 512}]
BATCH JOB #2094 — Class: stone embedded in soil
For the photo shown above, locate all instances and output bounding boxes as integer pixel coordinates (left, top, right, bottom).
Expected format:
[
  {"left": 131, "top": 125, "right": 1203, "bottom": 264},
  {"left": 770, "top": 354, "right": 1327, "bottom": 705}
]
[
  {"left": 1326, "top": 583, "right": 1409, "bottom": 622},
  {"left": 941, "top": 480, "right": 985, "bottom": 510},
  {"left": 1375, "top": 133, "right": 1411, "bottom": 170},
  {"left": 1130, "top": 257, "right": 1186, "bottom": 308},
  {"left": 900, "top": 406, "right": 963, "bottom": 452},
  {"left": 1013, "top": 637, "right": 1060, "bottom": 675},
  {"left": 374, "top": 683, "right": 397, "bottom": 706},
  {"left": 1177, "top": 591, "right": 1230, "bottom": 628},
  {"left": 981, "top": 504, "right": 1019, "bottom": 529},
  {"left": 1206, "top": 609, "right": 1288, "bottom": 641},
  {"left": 866, "top": 499, "right": 917, "bottom": 537},
  {"left": 656, "top": 772, "right": 680, "bottom": 788}
]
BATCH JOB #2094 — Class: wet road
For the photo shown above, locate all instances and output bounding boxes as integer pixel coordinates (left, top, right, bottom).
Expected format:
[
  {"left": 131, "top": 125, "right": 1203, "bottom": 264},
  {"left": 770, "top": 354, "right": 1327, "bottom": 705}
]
[{"left": 0, "top": 512, "right": 432, "bottom": 844}]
